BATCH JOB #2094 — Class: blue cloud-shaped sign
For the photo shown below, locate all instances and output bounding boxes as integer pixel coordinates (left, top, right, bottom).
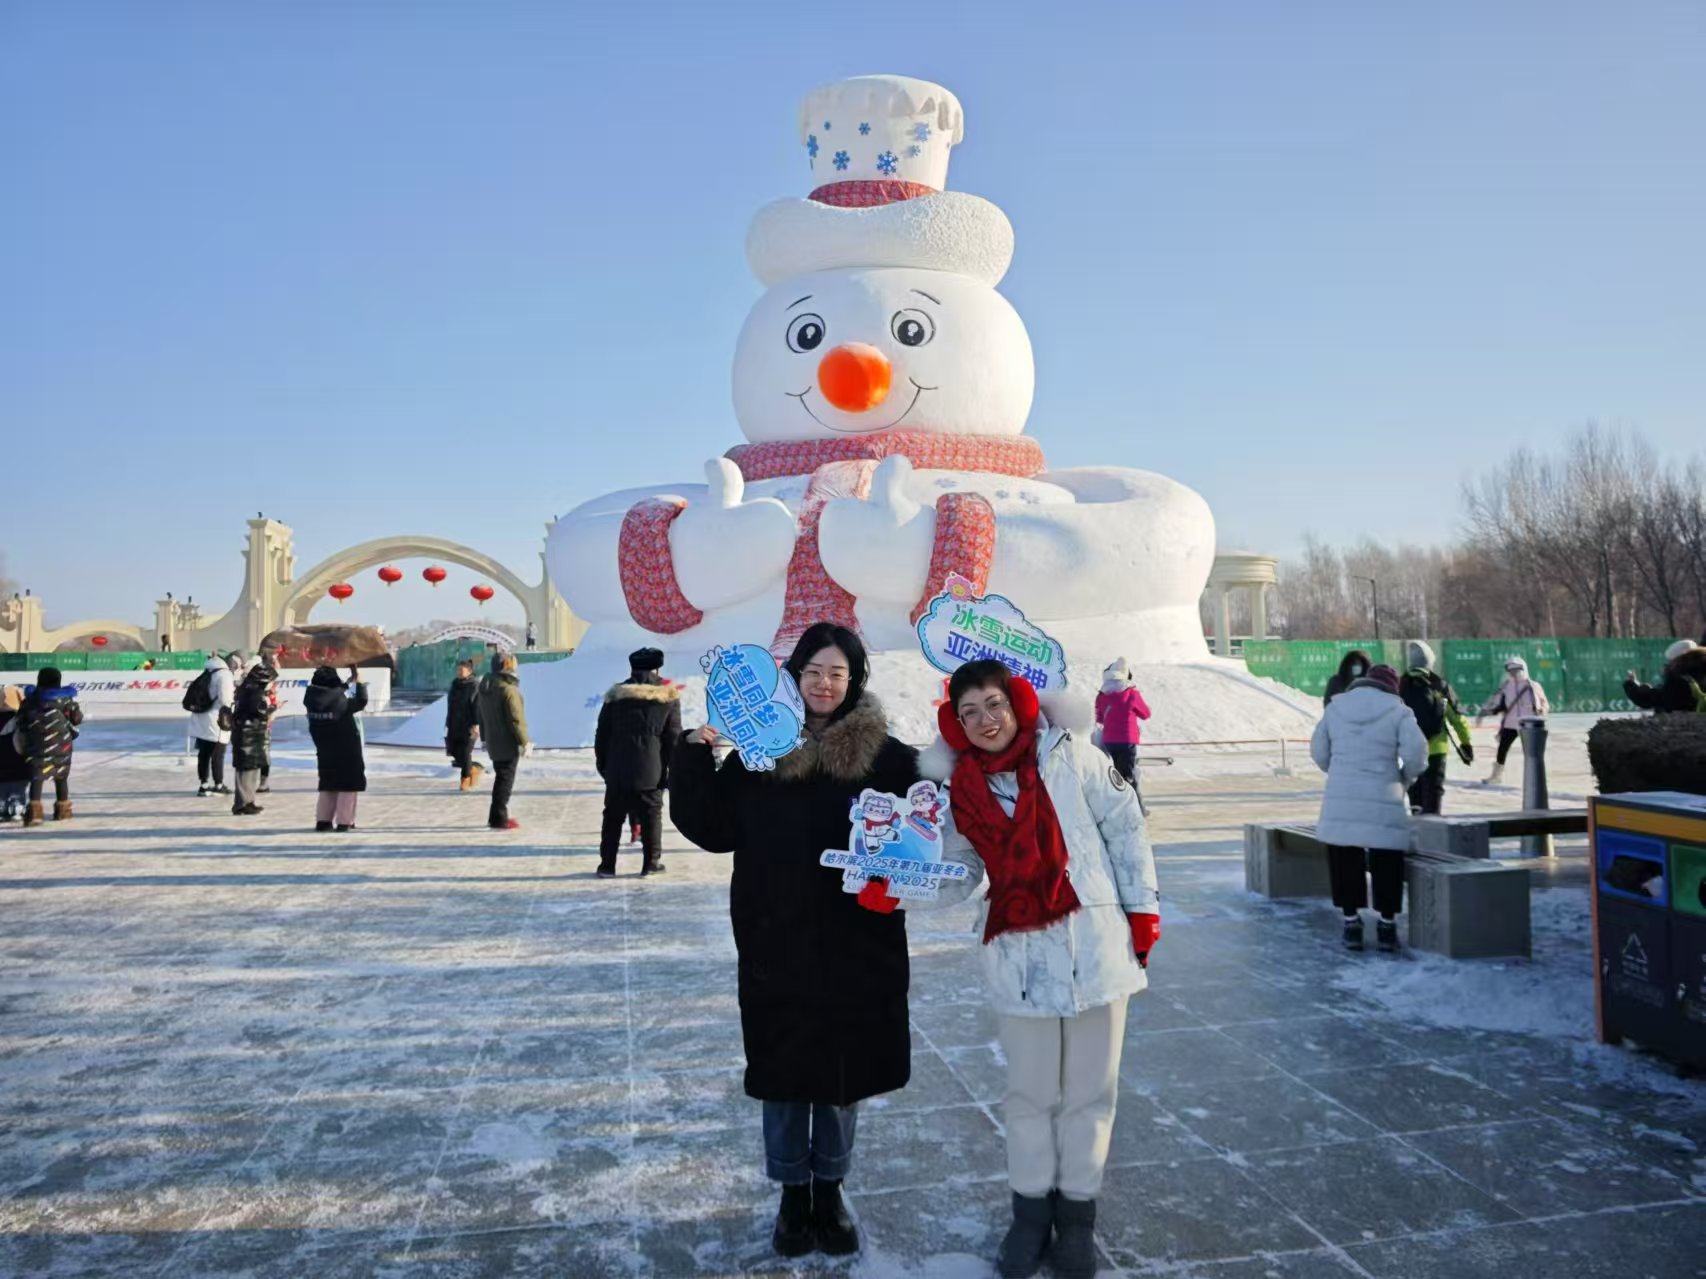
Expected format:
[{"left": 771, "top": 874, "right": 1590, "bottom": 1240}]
[
  {"left": 702, "top": 643, "right": 805, "bottom": 772},
  {"left": 916, "top": 576, "right": 1069, "bottom": 692}
]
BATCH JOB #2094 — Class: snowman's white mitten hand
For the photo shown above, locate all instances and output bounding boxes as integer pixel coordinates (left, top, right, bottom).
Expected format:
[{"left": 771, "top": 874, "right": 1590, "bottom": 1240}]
[
  {"left": 670, "top": 458, "right": 798, "bottom": 611},
  {"left": 820, "top": 455, "right": 936, "bottom": 604}
]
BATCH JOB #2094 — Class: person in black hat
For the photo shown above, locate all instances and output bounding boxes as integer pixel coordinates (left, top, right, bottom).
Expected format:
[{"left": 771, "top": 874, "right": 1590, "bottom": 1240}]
[{"left": 594, "top": 647, "right": 681, "bottom": 877}]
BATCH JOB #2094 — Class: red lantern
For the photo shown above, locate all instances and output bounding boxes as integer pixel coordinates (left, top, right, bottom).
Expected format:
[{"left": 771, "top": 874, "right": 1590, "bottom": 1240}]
[
  {"left": 377, "top": 565, "right": 403, "bottom": 587},
  {"left": 423, "top": 566, "right": 448, "bottom": 587},
  {"left": 470, "top": 585, "right": 495, "bottom": 606},
  {"left": 91, "top": 635, "right": 109, "bottom": 647},
  {"left": 328, "top": 583, "right": 355, "bottom": 604}
]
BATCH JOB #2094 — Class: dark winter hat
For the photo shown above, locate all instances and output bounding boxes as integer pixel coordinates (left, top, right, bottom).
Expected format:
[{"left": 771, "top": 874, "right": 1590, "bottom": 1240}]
[
  {"left": 310, "top": 666, "right": 344, "bottom": 688},
  {"left": 1363, "top": 664, "right": 1402, "bottom": 696},
  {"left": 35, "top": 667, "right": 62, "bottom": 690},
  {"left": 628, "top": 647, "right": 664, "bottom": 673}
]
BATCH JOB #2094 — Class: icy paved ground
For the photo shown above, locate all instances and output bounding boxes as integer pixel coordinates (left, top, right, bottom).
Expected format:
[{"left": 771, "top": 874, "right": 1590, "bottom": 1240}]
[{"left": 1, "top": 720, "right": 1702, "bottom": 1278}]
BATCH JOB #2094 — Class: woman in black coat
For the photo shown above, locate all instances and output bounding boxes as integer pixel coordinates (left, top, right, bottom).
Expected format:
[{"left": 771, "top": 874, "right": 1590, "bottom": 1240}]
[
  {"left": 230, "top": 663, "right": 276, "bottom": 816},
  {"left": 306, "top": 666, "right": 369, "bottom": 831},
  {"left": 444, "top": 659, "right": 482, "bottom": 790},
  {"left": 670, "top": 622, "right": 919, "bottom": 1260}
]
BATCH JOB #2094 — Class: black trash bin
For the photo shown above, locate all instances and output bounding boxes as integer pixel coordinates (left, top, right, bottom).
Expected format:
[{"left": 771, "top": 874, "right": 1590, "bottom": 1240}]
[{"left": 1595, "top": 829, "right": 1673, "bottom": 1053}]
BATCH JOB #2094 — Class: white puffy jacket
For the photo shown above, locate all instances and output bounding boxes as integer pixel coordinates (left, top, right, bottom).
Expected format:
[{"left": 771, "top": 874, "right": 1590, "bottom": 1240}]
[
  {"left": 186, "top": 659, "right": 236, "bottom": 745},
  {"left": 1310, "top": 683, "right": 1430, "bottom": 851},
  {"left": 1479, "top": 675, "right": 1548, "bottom": 731},
  {"left": 919, "top": 711, "right": 1160, "bottom": 1019}
]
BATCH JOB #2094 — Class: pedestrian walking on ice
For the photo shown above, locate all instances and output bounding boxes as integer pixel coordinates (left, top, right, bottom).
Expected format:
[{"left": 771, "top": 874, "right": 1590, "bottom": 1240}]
[
  {"left": 12, "top": 668, "right": 84, "bottom": 826},
  {"left": 477, "top": 651, "right": 530, "bottom": 830},
  {"left": 444, "top": 658, "right": 483, "bottom": 790},
  {"left": 1094, "top": 656, "right": 1151, "bottom": 817},
  {"left": 230, "top": 660, "right": 275, "bottom": 816},
  {"left": 184, "top": 652, "right": 235, "bottom": 797},
  {"left": 1476, "top": 657, "right": 1548, "bottom": 785},
  {"left": 1397, "top": 641, "right": 1472, "bottom": 814}
]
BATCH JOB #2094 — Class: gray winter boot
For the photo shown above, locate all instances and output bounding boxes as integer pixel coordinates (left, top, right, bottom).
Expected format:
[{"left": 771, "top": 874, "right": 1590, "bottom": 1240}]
[
  {"left": 1052, "top": 1196, "right": 1099, "bottom": 1279},
  {"left": 996, "top": 1192, "right": 1054, "bottom": 1279}
]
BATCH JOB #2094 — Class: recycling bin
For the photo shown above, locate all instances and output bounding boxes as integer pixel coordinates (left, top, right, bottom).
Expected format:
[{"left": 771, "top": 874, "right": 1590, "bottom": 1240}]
[{"left": 1592, "top": 793, "right": 1706, "bottom": 1067}]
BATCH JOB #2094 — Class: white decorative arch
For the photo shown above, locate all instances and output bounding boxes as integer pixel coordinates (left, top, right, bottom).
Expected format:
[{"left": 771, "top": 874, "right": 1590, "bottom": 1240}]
[
  {"left": 425, "top": 624, "right": 516, "bottom": 647},
  {"left": 281, "top": 536, "right": 539, "bottom": 628},
  {"left": 42, "top": 619, "right": 149, "bottom": 650}
]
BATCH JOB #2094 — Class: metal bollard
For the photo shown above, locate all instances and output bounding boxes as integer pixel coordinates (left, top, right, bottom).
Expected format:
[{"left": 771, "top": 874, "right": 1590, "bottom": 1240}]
[{"left": 1519, "top": 716, "right": 1552, "bottom": 857}]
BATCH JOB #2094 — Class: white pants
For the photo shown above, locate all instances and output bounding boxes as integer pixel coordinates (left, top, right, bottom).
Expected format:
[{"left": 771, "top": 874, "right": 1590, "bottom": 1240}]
[{"left": 997, "top": 997, "right": 1128, "bottom": 1200}]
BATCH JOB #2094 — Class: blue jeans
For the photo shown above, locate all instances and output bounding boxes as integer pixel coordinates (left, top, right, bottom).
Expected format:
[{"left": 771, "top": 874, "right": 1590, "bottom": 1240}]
[{"left": 762, "top": 1101, "right": 858, "bottom": 1184}]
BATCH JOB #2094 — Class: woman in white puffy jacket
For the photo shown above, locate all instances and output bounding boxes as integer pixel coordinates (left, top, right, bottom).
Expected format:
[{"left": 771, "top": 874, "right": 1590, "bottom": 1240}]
[
  {"left": 1476, "top": 657, "right": 1549, "bottom": 786},
  {"left": 918, "top": 659, "right": 1158, "bottom": 1279},
  {"left": 1310, "top": 663, "right": 1430, "bottom": 954}
]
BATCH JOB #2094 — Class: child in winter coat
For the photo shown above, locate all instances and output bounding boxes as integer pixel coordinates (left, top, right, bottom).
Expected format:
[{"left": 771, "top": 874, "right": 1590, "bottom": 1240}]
[
  {"left": 1093, "top": 657, "right": 1151, "bottom": 817},
  {"left": 923, "top": 659, "right": 1159, "bottom": 1279},
  {"left": 230, "top": 662, "right": 276, "bottom": 816},
  {"left": 12, "top": 667, "right": 84, "bottom": 826},
  {"left": 1476, "top": 657, "right": 1549, "bottom": 786},
  {"left": 306, "top": 666, "right": 368, "bottom": 831},
  {"left": 1311, "top": 664, "right": 1430, "bottom": 952}
]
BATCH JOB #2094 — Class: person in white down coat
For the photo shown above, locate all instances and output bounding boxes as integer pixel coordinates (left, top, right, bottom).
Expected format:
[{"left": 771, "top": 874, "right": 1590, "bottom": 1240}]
[
  {"left": 1476, "top": 657, "right": 1549, "bottom": 787},
  {"left": 1311, "top": 663, "right": 1429, "bottom": 954},
  {"left": 186, "top": 653, "right": 236, "bottom": 797},
  {"left": 918, "top": 659, "right": 1159, "bottom": 1279}
]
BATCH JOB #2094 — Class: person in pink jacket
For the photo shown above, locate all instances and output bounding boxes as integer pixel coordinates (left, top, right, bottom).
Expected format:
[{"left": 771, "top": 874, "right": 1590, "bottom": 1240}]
[{"left": 1094, "top": 658, "right": 1152, "bottom": 817}]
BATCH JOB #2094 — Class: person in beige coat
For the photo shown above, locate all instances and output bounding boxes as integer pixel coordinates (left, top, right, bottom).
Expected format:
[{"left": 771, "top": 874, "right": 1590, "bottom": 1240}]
[{"left": 919, "top": 659, "right": 1158, "bottom": 1279}]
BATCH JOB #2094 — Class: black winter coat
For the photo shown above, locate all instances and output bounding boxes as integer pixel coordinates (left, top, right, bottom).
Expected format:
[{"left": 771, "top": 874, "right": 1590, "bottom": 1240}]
[
  {"left": 1625, "top": 648, "right": 1706, "bottom": 714},
  {"left": 669, "top": 694, "right": 920, "bottom": 1106},
  {"left": 15, "top": 689, "right": 83, "bottom": 781},
  {"left": 306, "top": 682, "right": 368, "bottom": 792},
  {"left": 444, "top": 675, "right": 480, "bottom": 753},
  {"left": 595, "top": 678, "right": 682, "bottom": 790},
  {"left": 231, "top": 673, "right": 275, "bottom": 773},
  {"left": 0, "top": 709, "right": 31, "bottom": 784}
]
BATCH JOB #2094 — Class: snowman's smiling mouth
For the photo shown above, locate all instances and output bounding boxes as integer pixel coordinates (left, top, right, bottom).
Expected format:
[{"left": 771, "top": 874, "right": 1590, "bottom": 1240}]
[{"left": 786, "top": 379, "right": 934, "bottom": 434}]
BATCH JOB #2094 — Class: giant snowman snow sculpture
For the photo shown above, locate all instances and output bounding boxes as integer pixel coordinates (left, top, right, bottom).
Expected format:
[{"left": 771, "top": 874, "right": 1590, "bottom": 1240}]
[{"left": 546, "top": 75, "right": 1218, "bottom": 710}]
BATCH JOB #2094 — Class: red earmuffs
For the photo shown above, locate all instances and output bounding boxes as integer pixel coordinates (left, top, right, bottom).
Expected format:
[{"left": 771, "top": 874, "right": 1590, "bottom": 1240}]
[{"left": 937, "top": 675, "right": 1041, "bottom": 750}]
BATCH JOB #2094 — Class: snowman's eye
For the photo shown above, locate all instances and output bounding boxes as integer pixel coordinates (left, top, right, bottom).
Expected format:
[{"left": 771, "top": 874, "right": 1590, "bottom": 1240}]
[
  {"left": 786, "top": 313, "right": 826, "bottom": 353},
  {"left": 891, "top": 309, "right": 934, "bottom": 347}
]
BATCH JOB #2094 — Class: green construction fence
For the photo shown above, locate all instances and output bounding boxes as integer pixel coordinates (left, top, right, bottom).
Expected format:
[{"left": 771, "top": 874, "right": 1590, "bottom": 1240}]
[
  {"left": 0, "top": 650, "right": 208, "bottom": 674},
  {"left": 1242, "top": 638, "right": 1679, "bottom": 713},
  {"left": 396, "top": 638, "right": 572, "bottom": 692}
]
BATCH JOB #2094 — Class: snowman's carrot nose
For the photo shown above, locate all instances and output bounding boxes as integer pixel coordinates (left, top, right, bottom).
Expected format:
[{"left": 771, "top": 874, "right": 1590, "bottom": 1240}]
[{"left": 817, "top": 343, "right": 892, "bottom": 413}]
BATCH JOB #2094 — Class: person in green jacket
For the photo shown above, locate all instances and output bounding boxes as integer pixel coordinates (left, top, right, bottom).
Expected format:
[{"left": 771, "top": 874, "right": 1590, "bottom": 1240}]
[
  {"left": 1397, "top": 641, "right": 1472, "bottom": 815},
  {"left": 477, "top": 651, "right": 531, "bottom": 830}
]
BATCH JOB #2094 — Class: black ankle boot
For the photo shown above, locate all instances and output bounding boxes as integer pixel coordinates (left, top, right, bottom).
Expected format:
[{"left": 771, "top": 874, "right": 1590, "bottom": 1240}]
[
  {"left": 772, "top": 1183, "right": 814, "bottom": 1258},
  {"left": 996, "top": 1191, "right": 1054, "bottom": 1278},
  {"left": 1377, "top": 917, "right": 1399, "bottom": 952},
  {"left": 1342, "top": 915, "right": 1364, "bottom": 951},
  {"left": 812, "top": 1177, "right": 858, "bottom": 1256},
  {"left": 1052, "top": 1196, "right": 1098, "bottom": 1279},
  {"left": 315, "top": 821, "right": 333, "bottom": 832}
]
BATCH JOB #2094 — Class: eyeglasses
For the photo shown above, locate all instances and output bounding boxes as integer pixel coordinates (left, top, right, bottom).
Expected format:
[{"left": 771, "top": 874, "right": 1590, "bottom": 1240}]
[
  {"left": 800, "top": 666, "right": 850, "bottom": 686},
  {"left": 958, "top": 698, "right": 1013, "bottom": 726}
]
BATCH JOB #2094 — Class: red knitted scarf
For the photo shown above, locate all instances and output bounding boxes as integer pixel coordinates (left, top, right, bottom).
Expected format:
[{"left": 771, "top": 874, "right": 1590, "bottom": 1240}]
[
  {"left": 938, "top": 679, "right": 1080, "bottom": 943},
  {"left": 726, "top": 430, "right": 1044, "bottom": 482}
]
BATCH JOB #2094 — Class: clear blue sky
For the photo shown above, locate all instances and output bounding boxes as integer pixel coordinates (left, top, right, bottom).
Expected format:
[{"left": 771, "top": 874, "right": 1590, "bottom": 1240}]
[{"left": 4, "top": 1, "right": 1702, "bottom": 632}]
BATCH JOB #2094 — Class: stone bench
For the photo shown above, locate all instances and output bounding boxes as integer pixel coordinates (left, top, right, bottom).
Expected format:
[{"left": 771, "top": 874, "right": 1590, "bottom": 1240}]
[
  {"left": 1243, "top": 822, "right": 1532, "bottom": 958},
  {"left": 1411, "top": 808, "right": 1589, "bottom": 859}
]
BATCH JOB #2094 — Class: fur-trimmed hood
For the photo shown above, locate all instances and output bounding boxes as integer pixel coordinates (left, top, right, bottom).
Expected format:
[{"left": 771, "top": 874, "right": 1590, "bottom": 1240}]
[
  {"left": 1669, "top": 646, "right": 1706, "bottom": 681},
  {"left": 770, "top": 693, "right": 893, "bottom": 784},
  {"left": 604, "top": 680, "right": 681, "bottom": 705},
  {"left": 918, "top": 692, "right": 1092, "bottom": 782}
]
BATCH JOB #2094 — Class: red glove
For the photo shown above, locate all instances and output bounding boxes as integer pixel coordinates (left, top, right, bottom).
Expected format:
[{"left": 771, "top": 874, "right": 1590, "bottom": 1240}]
[
  {"left": 856, "top": 878, "right": 899, "bottom": 915},
  {"left": 1128, "top": 912, "right": 1161, "bottom": 967}
]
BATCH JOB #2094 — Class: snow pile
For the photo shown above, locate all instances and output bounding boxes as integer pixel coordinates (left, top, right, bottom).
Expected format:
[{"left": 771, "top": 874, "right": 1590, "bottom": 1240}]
[{"left": 383, "top": 650, "right": 1320, "bottom": 751}]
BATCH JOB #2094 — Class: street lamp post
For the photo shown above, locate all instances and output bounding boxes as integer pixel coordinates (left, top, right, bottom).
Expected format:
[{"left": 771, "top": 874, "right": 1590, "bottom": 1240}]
[{"left": 1353, "top": 575, "right": 1380, "bottom": 640}]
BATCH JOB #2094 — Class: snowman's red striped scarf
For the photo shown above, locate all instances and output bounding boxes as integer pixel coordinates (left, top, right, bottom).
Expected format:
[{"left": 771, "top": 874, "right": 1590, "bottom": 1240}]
[{"left": 618, "top": 432, "right": 1045, "bottom": 653}]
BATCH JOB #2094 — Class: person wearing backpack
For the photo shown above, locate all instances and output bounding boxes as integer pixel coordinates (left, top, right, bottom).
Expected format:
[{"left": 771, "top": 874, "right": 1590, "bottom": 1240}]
[
  {"left": 184, "top": 653, "right": 236, "bottom": 797},
  {"left": 230, "top": 661, "right": 276, "bottom": 816},
  {"left": 1624, "top": 640, "right": 1706, "bottom": 714},
  {"left": 1397, "top": 641, "right": 1471, "bottom": 815},
  {"left": 1476, "top": 657, "right": 1550, "bottom": 785}
]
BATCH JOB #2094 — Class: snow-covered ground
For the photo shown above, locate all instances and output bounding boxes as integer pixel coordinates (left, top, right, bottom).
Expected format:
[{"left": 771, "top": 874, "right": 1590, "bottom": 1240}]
[{"left": 1, "top": 714, "right": 1699, "bottom": 1278}]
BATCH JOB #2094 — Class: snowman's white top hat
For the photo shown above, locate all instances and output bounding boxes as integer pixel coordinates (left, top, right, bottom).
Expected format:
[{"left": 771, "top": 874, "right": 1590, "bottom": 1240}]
[{"left": 746, "top": 74, "right": 1015, "bottom": 288}]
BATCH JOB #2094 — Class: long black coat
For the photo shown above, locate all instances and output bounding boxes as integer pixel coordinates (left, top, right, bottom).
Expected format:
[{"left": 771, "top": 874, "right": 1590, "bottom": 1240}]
[
  {"left": 306, "top": 681, "right": 368, "bottom": 792},
  {"left": 1625, "top": 647, "right": 1706, "bottom": 714},
  {"left": 669, "top": 694, "right": 920, "bottom": 1106},
  {"left": 231, "top": 673, "right": 275, "bottom": 773},
  {"left": 444, "top": 675, "right": 480, "bottom": 755},
  {"left": 595, "top": 678, "right": 682, "bottom": 790}
]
